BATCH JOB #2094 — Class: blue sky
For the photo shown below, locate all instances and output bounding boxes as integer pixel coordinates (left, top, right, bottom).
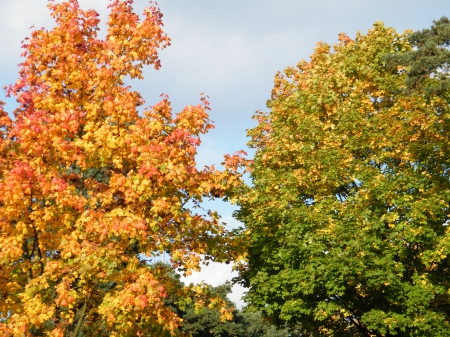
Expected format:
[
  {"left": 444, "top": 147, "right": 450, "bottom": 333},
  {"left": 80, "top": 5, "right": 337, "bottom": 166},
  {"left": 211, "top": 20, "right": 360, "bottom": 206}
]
[{"left": 2, "top": 0, "right": 450, "bottom": 308}]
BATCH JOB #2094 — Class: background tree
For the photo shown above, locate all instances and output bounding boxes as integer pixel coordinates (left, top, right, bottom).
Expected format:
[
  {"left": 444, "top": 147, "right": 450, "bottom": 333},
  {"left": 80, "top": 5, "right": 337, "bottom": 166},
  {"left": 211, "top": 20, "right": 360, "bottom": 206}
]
[
  {"left": 179, "top": 281, "right": 296, "bottom": 337},
  {"left": 236, "top": 22, "right": 450, "bottom": 336},
  {"left": 179, "top": 282, "right": 245, "bottom": 337},
  {"left": 385, "top": 16, "right": 450, "bottom": 95},
  {"left": 156, "top": 264, "right": 294, "bottom": 337},
  {"left": 0, "top": 0, "right": 242, "bottom": 336}
]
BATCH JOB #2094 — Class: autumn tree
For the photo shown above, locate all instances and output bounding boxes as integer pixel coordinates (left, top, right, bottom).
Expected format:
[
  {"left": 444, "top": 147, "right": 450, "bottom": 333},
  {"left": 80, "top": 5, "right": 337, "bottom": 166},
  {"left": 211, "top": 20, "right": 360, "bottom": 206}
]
[
  {"left": 236, "top": 22, "right": 450, "bottom": 336},
  {"left": 0, "top": 0, "right": 242, "bottom": 336}
]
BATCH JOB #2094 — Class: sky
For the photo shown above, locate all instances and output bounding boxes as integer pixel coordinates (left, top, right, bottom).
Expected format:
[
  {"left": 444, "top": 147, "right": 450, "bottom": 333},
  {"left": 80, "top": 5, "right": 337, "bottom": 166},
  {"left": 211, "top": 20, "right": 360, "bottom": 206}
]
[{"left": 2, "top": 0, "right": 450, "bottom": 308}]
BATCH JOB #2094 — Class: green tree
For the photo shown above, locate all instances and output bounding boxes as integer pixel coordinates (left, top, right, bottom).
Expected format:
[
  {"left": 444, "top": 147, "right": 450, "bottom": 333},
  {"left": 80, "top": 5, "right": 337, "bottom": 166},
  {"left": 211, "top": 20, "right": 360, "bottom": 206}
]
[
  {"left": 153, "top": 263, "right": 293, "bottom": 337},
  {"left": 179, "top": 282, "right": 244, "bottom": 337},
  {"left": 236, "top": 22, "right": 450, "bottom": 336},
  {"left": 386, "top": 16, "right": 450, "bottom": 95},
  {"left": 176, "top": 280, "right": 293, "bottom": 337}
]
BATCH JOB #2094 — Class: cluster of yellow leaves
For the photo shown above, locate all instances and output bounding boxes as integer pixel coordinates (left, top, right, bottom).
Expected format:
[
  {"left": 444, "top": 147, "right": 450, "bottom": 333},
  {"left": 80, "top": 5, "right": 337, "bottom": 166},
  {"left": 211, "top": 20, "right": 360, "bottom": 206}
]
[{"left": 0, "top": 1, "right": 243, "bottom": 336}]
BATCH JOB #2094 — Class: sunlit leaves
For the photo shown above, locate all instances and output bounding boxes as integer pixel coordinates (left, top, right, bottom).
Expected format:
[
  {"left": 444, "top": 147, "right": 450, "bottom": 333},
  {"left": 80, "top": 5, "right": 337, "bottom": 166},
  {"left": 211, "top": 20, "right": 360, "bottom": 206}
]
[
  {"left": 0, "top": 1, "right": 242, "bottom": 335},
  {"left": 237, "top": 22, "right": 450, "bottom": 336}
]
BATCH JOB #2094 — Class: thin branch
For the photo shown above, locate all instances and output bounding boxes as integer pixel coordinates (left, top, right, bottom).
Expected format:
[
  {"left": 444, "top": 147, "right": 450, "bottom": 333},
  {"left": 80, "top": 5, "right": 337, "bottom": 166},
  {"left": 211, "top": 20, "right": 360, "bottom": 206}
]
[
  {"left": 22, "top": 238, "right": 33, "bottom": 283},
  {"left": 80, "top": 168, "right": 101, "bottom": 195},
  {"left": 72, "top": 296, "right": 89, "bottom": 337},
  {"left": 32, "top": 225, "right": 45, "bottom": 276}
]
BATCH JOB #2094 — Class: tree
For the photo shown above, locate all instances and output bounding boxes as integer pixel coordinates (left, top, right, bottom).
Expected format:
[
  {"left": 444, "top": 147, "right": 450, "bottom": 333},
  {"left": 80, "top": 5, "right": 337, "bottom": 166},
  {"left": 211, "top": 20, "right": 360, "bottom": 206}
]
[
  {"left": 179, "top": 282, "right": 245, "bottom": 337},
  {"left": 0, "top": 1, "right": 242, "bottom": 335},
  {"left": 385, "top": 16, "right": 450, "bottom": 95},
  {"left": 236, "top": 22, "right": 450, "bottom": 336},
  {"left": 179, "top": 281, "right": 295, "bottom": 337},
  {"left": 175, "top": 280, "right": 294, "bottom": 337},
  {"left": 144, "top": 263, "right": 294, "bottom": 337}
]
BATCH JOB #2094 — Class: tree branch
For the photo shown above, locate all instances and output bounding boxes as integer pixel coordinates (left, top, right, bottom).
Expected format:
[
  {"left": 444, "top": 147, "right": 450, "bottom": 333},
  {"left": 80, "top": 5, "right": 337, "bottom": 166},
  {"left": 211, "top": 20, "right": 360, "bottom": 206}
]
[{"left": 72, "top": 296, "right": 89, "bottom": 337}]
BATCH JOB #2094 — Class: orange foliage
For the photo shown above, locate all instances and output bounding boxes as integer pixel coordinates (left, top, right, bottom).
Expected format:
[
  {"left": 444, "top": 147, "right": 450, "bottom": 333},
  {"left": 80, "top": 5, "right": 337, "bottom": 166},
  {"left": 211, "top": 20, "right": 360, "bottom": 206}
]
[{"left": 0, "top": 1, "right": 241, "bottom": 335}]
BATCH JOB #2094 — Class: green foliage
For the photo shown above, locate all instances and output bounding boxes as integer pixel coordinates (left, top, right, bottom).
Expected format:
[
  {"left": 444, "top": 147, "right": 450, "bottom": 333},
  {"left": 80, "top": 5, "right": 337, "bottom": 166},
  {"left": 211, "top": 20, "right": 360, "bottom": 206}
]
[
  {"left": 179, "top": 282, "right": 243, "bottom": 337},
  {"left": 386, "top": 16, "right": 450, "bottom": 95},
  {"left": 177, "top": 281, "right": 294, "bottom": 337},
  {"left": 236, "top": 21, "right": 450, "bottom": 336},
  {"left": 154, "top": 265, "right": 293, "bottom": 337}
]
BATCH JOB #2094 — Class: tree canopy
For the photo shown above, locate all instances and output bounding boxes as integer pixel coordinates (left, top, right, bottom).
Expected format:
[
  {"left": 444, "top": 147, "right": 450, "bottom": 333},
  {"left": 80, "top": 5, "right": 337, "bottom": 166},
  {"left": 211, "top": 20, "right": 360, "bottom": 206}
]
[
  {"left": 0, "top": 1, "right": 242, "bottom": 335},
  {"left": 236, "top": 21, "right": 450, "bottom": 336}
]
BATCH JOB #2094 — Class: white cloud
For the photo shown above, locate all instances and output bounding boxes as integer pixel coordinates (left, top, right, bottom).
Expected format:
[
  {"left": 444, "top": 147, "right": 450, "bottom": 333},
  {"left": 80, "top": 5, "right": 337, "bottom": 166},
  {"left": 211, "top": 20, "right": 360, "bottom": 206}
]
[
  {"left": 180, "top": 215, "right": 245, "bottom": 308},
  {"left": 180, "top": 259, "right": 246, "bottom": 309}
]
